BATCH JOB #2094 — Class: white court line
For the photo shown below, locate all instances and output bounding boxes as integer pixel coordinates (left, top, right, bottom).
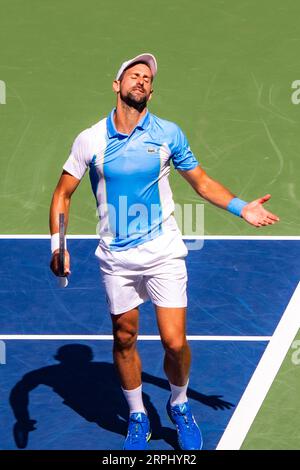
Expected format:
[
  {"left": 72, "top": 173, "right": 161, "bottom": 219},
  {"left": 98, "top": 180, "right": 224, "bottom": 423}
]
[
  {"left": 0, "top": 335, "right": 271, "bottom": 341},
  {"left": 217, "top": 281, "right": 300, "bottom": 450},
  {"left": 1, "top": 235, "right": 300, "bottom": 240}
]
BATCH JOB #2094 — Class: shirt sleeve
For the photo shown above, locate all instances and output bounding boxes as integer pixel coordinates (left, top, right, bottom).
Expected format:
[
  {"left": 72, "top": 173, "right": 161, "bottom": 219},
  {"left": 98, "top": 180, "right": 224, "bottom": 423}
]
[
  {"left": 170, "top": 125, "right": 199, "bottom": 171},
  {"left": 63, "top": 129, "right": 92, "bottom": 180}
]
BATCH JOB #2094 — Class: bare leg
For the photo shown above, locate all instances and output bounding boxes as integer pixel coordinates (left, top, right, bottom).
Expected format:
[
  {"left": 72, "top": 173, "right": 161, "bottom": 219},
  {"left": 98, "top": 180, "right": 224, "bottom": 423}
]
[
  {"left": 111, "top": 306, "right": 142, "bottom": 390},
  {"left": 155, "top": 306, "right": 191, "bottom": 386},
  {"left": 156, "top": 306, "right": 202, "bottom": 450},
  {"left": 112, "top": 307, "right": 151, "bottom": 449}
]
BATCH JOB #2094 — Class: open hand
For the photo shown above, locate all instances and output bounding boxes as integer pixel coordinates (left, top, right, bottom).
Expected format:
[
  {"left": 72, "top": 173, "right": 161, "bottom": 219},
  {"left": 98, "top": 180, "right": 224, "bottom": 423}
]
[{"left": 241, "top": 194, "right": 279, "bottom": 227}]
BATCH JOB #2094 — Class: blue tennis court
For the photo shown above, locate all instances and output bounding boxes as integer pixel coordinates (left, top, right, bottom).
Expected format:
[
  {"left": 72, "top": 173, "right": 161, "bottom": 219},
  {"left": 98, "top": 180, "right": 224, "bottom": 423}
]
[{"left": 0, "top": 238, "right": 299, "bottom": 450}]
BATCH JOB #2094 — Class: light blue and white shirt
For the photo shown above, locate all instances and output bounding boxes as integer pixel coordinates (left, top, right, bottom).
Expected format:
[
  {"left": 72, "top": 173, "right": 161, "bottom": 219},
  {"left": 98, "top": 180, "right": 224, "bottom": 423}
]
[{"left": 63, "top": 109, "right": 199, "bottom": 251}]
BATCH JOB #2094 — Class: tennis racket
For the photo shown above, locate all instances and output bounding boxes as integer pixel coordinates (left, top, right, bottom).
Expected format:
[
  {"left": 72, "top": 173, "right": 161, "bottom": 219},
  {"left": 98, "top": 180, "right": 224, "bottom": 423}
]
[{"left": 58, "top": 213, "right": 68, "bottom": 288}]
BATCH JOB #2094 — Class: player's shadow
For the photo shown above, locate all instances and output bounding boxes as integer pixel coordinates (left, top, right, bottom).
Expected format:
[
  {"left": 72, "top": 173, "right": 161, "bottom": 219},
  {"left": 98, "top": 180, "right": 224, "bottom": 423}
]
[{"left": 10, "top": 344, "right": 234, "bottom": 449}]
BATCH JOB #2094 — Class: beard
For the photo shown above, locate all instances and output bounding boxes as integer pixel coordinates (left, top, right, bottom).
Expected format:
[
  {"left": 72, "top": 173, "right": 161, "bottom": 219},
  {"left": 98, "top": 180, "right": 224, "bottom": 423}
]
[{"left": 120, "top": 88, "right": 148, "bottom": 111}]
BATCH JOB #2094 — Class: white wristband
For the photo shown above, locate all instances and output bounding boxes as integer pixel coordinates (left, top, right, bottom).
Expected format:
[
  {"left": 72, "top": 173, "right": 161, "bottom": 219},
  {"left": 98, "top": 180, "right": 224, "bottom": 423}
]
[{"left": 51, "top": 233, "right": 67, "bottom": 253}]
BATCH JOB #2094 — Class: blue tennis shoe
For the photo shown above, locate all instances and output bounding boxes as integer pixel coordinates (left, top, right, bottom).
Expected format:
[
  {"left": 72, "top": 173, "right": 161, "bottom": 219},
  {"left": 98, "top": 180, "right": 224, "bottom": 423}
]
[
  {"left": 167, "top": 397, "right": 203, "bottom": 450},
  {"left": 123, "top": 412, "right": 151, "bottom": 450}
]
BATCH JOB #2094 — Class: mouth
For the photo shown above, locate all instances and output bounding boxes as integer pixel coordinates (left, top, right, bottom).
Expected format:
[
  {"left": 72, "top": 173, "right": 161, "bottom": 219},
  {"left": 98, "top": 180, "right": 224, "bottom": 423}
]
[{"left": 132, "top": 88, "right": 145, "bottom": 94}]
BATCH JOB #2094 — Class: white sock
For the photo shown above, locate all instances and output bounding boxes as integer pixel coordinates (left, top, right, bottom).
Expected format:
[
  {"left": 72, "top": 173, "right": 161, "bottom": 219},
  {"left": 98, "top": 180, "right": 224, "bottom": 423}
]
[
  {"left": 169, "top": 380, "right": 189, "bottom": 406},
  {"left": 122, "top": 384, "right": 146, "bottom": 415}
]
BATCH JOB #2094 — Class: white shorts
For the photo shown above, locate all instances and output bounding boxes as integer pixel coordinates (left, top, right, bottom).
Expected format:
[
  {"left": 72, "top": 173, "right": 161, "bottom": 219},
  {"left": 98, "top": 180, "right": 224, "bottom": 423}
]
[{"left": 95, "top": 221, "right": 188, "bottom": 315}]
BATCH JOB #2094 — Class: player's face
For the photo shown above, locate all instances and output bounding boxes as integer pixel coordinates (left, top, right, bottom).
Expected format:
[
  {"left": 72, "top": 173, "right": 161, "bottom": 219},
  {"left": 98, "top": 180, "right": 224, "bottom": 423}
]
[{"left": 116, "top": 63, "right": 153, "bottom": 106}]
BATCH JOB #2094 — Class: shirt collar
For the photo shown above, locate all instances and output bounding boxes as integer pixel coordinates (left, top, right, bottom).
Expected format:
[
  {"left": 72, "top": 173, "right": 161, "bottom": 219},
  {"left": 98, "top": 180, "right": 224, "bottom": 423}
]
[{"left": 106, "top": 108, "right": 150, "bottom": 139}]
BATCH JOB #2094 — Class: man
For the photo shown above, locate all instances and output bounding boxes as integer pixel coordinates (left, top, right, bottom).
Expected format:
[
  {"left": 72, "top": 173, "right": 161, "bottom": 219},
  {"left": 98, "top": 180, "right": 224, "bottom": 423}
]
[{"left": 49, "top": 53, "right": 279, "bottom": 450}]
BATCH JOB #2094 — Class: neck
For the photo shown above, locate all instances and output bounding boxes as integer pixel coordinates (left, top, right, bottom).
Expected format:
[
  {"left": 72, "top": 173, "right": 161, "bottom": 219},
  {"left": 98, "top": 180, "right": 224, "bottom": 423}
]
[{"left": 114, "top": 100, "right": 147, "bottom": 135}]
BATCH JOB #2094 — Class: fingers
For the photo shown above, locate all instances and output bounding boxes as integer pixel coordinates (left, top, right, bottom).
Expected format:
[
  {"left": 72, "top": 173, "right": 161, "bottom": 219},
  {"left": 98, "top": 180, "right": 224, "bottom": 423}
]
[
  {"left": 258, "top": 211, "right": 280, "bottom": 226},
  {"left": 64, "top": 251, "right": 71, "bottom": 276},
  {"left": 255, "top": 219, "right": 273, "bottom": 227},
  {"left": 50, "top": 251, "right": 71, "bottom": 276},
  {"left": 266, "top": 215, "right": 279, "bottom": 224},
  {"left": 244, "top": 206, "right": 280, "bottom": 227},
  {"left": 248, "top": 216, "right": 275, "bottom": 227},
  {"left": 265, "top": 211, "right": 280, "bottom": 222},
  {"left": 255, "top": 217, "right": 279, "bottom": 227},
  {"left": 255, "top": 212, "right": 280, "bottom": 226}
]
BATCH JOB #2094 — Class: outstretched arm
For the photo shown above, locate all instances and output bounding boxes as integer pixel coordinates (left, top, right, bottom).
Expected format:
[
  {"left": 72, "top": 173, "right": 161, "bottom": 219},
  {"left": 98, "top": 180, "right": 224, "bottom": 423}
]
[
  {"left": 10, "top": 370, "right": 49, "bottom": 448},
  {"left": 178, "top": 166, "right": 279, "bottom": 227},
  {"left": 10, "top": 374, "right": 40, "bottom": 423}
]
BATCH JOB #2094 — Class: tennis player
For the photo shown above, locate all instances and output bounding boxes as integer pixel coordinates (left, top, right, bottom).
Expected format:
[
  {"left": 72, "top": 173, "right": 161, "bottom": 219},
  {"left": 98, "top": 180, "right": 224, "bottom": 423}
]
[{"left": 49, "top": 53, "right": 279, "bottom": 450}]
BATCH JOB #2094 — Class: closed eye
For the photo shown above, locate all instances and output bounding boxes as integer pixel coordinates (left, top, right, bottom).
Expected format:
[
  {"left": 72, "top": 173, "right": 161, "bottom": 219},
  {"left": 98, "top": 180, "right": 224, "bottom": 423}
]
[{"left": 131, "top": 74, "right": 150, "bottom": 82}]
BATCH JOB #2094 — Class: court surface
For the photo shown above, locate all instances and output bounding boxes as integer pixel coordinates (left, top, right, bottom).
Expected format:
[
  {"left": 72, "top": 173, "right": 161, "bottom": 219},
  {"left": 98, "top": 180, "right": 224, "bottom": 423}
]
[
  {"left": 0, "top": 237, "right": 299, "bottom": 450},
  {"left": 1, "top": 0, "right": 300, "bottom": 450}
]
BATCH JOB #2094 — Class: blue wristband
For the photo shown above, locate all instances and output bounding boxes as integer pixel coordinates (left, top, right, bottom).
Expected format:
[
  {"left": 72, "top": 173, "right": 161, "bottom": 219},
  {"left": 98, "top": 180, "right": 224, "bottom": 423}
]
[{"left": 227, "top": 197, "right": 248, "bottom": 217}]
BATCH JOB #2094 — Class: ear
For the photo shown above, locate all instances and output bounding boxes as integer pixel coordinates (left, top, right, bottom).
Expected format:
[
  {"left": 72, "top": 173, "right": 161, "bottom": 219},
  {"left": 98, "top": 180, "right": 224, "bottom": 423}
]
[
  {"left": 148, "top": 88, "right": 154, "bottom": 101},
  {"left": 113, "top": 80, "right": 120, "bottom": 93}
]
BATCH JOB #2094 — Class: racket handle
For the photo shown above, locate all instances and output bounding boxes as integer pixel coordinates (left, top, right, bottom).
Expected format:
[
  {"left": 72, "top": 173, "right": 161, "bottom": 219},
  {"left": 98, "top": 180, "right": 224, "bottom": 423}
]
[{"left": 58, "top": 276, "right": 68, "bottom": 288}]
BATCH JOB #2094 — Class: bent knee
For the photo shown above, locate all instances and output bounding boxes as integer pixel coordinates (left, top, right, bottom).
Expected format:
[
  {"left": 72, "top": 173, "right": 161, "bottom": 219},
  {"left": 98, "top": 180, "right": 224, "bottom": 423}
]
[
  {"left": 162, "top": 337, "right": 188, "bottom": 355},
  {"left": 113, "top": 328, "right": 138, "bottom": 350}
]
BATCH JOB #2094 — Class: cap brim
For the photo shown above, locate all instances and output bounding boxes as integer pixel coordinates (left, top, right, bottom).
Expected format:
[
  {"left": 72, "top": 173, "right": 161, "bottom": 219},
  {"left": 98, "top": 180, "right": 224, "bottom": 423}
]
[{"left": 116, "top": 53, "right": 157, "bottom": 80}]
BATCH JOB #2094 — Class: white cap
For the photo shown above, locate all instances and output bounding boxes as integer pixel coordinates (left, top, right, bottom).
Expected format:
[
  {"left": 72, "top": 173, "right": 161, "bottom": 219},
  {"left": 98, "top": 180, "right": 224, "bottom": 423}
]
[{"left": 115, "top": 53, "right": 157, "bottom": 80}]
